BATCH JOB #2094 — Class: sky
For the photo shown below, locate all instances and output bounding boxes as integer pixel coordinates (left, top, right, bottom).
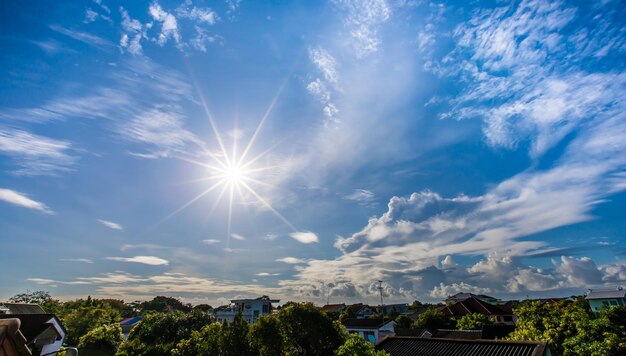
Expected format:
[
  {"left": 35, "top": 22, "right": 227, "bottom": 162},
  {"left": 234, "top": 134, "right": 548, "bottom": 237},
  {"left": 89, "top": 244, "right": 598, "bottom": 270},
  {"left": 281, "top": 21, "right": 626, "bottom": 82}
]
[{"left": 1, "top": 0, "right": 625, "bottom": 307}]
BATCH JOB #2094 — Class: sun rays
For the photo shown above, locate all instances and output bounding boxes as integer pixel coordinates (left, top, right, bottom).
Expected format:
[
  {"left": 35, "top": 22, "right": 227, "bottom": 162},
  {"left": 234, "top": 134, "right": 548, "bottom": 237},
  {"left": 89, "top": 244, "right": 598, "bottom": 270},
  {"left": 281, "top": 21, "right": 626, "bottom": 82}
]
[{"left": 147, "top": 80, "right": 296, "bottom": 247}]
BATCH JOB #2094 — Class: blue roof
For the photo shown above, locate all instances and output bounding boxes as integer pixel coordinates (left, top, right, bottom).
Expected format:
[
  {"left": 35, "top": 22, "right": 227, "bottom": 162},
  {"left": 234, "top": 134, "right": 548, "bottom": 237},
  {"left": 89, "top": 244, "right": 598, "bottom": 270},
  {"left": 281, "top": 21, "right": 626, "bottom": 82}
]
[{"left": 120, "top": 316, "right": 142, "bottom": 326}]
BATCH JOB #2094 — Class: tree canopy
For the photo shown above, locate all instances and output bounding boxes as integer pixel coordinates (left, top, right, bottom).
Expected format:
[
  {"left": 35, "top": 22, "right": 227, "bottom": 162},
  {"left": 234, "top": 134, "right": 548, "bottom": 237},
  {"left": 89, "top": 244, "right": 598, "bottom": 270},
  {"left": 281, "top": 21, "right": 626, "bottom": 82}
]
[{"left": 456, "top": 313, "right": 493, "bottom": 330}]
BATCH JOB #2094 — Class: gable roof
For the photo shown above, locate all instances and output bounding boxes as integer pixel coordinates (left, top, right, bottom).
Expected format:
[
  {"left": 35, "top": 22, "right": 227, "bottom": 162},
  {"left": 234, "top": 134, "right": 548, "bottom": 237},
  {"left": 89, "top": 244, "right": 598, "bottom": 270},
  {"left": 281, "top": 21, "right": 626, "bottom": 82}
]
[
  {"left": 120, "top": 316, "right": 142, "bottom": 326},
  {"left": 586, "top": 289, "right": 626, "bottom": 299},
  {"left": 341, "top": 318, "right": 395, "bottom": 329},
  {"left": 439, "top": 297, "right": 512, "bottom": 318},
  {"left": 321, "top": 304, "right": 345, "bottom": 312},
  {"left": 376, "top": 337, "right": 549, "bottom": 356},
  {"left": 0, "top": 304, "right": 46, "bottom": 315}
]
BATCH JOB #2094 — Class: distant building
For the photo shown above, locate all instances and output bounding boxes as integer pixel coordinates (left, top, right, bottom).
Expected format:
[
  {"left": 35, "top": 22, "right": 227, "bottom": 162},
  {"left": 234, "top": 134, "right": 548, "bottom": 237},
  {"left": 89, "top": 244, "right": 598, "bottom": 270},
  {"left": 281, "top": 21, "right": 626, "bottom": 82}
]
[
  {"left": 585, "top": 288, "right": 626, "bottom": 312},
  {"left": 215, "top": 296, "right": 279, "bottom": 324},
  {"left": 375, "top": 336, "right": 551, "bottom": 356},
  {"left": 320, "top": 304, "right": 346, "bottom": 313},
  {"left": 378, "top": 303, "right": 409, "bottom": 315},
  {"left": 120, "top": 316, "right": 142, "bottom": 339},
  {"left": 341, "top": 318, "right": 396, "bottom": 344},
  {"left": 439, "top": 297, "right": 516, "bottom": 325},
  {"left": 445, "top": 293, "right": 500, "bottom": 305}
]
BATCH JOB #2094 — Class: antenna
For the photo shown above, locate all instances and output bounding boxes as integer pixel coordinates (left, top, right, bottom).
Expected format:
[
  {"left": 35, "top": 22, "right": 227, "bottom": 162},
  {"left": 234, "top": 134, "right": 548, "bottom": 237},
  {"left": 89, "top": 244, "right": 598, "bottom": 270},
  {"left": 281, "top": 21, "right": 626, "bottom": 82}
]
[{"left": 378, "top": 280, "right": 385, "bottom": 324}]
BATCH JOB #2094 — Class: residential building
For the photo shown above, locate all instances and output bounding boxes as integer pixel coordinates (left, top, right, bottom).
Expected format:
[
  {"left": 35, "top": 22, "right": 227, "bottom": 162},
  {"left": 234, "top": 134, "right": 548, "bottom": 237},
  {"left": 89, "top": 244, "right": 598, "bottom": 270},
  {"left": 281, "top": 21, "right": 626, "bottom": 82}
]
[
  {"left": 378, "top": 303, "right": 409, "bottom": 315},
  {"left": 0, "top": 314, "right": 66, "bottom": 356},
  {"left": 0, "top": 318, "right": 32, "bottom": 356},
  {"left": 439, "top": 297, "right": 516, "bottom": 324},
  {"left": 445, "top": 293, "right": 501, "bottom": 305},
  {"left": 341, "top": 318, "right": 396, "bottom": 344},
  {"left": 215, "top": 296, "right": 279, "bottom": 324},
  {"left": 585, "top": 288, "right": 626, "bottom": 312},
  {"left": 320, "top": 304, "right": 346, "bottom": 313},
  {"left": 375, "top": 336, "right": 551, "bottom": 356},
  {"left": 120, "top": 316, "right": 142, "bottom": 339}
]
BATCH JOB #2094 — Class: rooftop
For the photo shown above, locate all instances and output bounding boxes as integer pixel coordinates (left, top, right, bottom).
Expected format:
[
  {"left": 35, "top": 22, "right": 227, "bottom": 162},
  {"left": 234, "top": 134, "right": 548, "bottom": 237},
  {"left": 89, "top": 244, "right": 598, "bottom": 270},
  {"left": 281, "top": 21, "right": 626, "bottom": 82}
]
[
  {"left": 585, "top": 288, "right": 626, "bottom": 300},
  {"left": 376, "top": 336, "right": 549, "bottom": 356},
  {"left": 341, "top": 318, "right": 395, "bottom": 329}
]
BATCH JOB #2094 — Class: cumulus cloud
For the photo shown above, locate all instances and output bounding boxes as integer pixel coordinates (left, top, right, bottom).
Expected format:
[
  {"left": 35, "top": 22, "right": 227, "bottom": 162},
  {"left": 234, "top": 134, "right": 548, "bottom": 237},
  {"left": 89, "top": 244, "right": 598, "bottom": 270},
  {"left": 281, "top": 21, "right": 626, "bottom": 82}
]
[
  {"left": 149, "top": 1, "right": 181, "bottom": 46},
  {"left": 106, "top": 256, "right": 169, "bottom": 266},
  {"left": 0, "top": 189, "right": 53, "bottom": 214},
  {"left": 429, "top": 282, "right": 491, "bottom": 299},
  {"left": 276, "top": 257, "right": 306, "bottom": 264},
  {"left": 98, "top": 219, "right": 123, "bottom": 230},
  {"left": 289, "top": 231, "right": 319, "bottom": 244}
]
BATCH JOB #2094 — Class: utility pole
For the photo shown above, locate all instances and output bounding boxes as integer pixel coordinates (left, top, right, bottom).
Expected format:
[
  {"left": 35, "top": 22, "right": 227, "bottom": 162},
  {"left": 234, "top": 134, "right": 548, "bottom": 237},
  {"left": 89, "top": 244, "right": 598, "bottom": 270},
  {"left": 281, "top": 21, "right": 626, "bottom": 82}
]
[{"left": 378, "top": 280, "right": 385, "bottom": 324}]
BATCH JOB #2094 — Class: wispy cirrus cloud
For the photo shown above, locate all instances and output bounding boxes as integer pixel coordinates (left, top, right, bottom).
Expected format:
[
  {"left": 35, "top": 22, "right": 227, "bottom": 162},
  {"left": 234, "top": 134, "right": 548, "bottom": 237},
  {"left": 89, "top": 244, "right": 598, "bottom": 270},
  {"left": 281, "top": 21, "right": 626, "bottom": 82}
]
[
  {"left": 230, "top": 233, "right": 246, "bottom": 241},
  {"left": 60, "top": 258, "right": 94, "bottom": 264},
  {"left": 97, "top": 219, "right": 123, "bottom": 230},
  {"left": 106, "top": 256, "right": 169, "bottom": 266},
  {"left": 0, "top": 188, "right": 53, "bottom": 214},
  {"left": 0, "top": 128, "right": 77, "bottom": 176},
  {"left": 202, "top": 239, "right": 221, "bottom": 245},
  {"left": 332, "top": 0, "right": 391, "bottom": 58}
]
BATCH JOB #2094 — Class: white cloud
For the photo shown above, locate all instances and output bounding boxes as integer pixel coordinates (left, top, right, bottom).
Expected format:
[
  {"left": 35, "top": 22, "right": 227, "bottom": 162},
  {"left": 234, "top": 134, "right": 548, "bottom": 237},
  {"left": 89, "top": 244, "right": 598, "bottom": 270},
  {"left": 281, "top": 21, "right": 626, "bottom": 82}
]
[
  {"left": 263, "top": 234, "right": 277, "bottom": 241},
  {"left": 429, "top": 282, "right": 491, "bottom": 299},
  {"left": 0, "top": 189, "right": 53, "bottom": 214},
  {"left": 60, "top": 258, "right": 94, "bottom": 264},
  {"left": 289, "top": 231, "right": 319, "bottom": 244},
  {"left": 120, "top": 7, "right": 145, "bottom": 55},
  {"left": 49, "top": 24, "right": 113, "bottom": 48},
  {"left": 0, "top": 128, "right": 77, "bottom": 176},
  {"left": 333, "top": 0, "right": 391, "bottom": 57},
  {"left": 176, "top": 1, "right": 218, "bottom": 25},
  {"left": 98, "top": 219, "right": 123, "bottom": 230},
  {"left": 344, "top": 189, "right": 374, "bottom": 202},
  {"left": 276, "top": 257, "right": 306, "bottom": 264},
  {"left": 202, "top": 239, "right": 221, "bottom": 245},
  {"left": 149, "top": 1, "right": 181, "bottom": 46},
  {"left": 230, "top": 233, "right": 246, "bottom": 241},
  {"left": 557, "top": 256, "right": 603, "bottom": 287},
  {"left": 309, "top": 47, "right": 339, "bottom": 85},
  {"left": 106, "top": 256, "right": 169, "bottom": 266}
]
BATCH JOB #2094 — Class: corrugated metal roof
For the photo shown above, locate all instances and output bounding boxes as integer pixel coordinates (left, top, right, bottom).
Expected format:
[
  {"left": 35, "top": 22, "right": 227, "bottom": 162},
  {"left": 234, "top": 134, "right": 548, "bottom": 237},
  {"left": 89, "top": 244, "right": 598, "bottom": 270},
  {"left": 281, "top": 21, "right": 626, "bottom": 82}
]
[
  {"left": 585, "top": 289, "right": 626, "bottom": 299},
  {"left": 376, "top": 337, "right": 548, "bottom": 356},
  {"left": 342, "top": 318, "right": 394, "bottom": 329},
  {"left": 431, "top": 329, "right": 482, "bottom": 340},
  {"left": 0, "top": 304, "right": 46, "bottom": 314}
]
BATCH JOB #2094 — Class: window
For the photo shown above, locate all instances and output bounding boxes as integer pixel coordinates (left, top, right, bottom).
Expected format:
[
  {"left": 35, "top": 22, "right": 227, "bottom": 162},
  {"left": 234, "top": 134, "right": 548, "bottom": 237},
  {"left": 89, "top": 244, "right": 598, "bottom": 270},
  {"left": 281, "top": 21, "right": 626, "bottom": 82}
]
[
  {"left": 262, "top": 304, "right": 269, "bottom": 313},
  {"left": 610, "top": 300, "right": 618, "bottom": 306},
  {"left": 503, "top": 315, "right": 513, "bottom": 322},
  {"left": 602, "top": 301, "right": 609, "bottom": 307}
]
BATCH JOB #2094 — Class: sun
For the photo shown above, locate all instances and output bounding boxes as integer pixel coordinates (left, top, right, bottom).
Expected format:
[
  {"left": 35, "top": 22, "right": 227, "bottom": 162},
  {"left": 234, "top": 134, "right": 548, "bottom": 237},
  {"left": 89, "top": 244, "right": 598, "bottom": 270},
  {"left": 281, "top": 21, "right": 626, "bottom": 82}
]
[{"left": 219, "top": 162, "right": 246, "bottom": 185}]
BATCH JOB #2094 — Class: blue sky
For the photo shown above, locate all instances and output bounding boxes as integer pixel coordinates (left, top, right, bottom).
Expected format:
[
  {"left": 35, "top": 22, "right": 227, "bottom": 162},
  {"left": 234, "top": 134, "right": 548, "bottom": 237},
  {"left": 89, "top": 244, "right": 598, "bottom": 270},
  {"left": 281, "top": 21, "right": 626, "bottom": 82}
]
[{"left": 1, "top": 0, "right": 625, "bottom": 306}]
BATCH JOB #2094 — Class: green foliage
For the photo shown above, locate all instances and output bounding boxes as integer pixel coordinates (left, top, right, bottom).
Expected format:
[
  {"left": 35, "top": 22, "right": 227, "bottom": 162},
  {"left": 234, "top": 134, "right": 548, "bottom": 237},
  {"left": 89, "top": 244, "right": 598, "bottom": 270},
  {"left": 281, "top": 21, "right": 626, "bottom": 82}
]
[
  {"left": 140, "top": 296, "right": 191, "bottom": 313},
  {"left": 456, "top": 313, "right": 493, "bottom": 330},
  {"left": 395, "top": 314, "right": 413, "bottom": 329},
  {"left": 408, "top": 300, "right": 423, "bottom": 311},
  {"left": 220, "top": 313, "right": 254, "bottom": 356},
  {"left": 9, "top": 290, "right": 53, "bottom": 304},
  {"left": 336, "top": 335, "right": 391, "bottom": 356},
  {"left": 508, "top": 299, "right": 626, "bottom": 356},
  {"left": 249, "top": 315, "right": 284, "bottom": 356},
  {"left": 172, "top": 322, "right": 222, "bottom": 356},
  {"left": 193, "top": 303, "right": 213, "bottom": 313},
  {"left": 116, "top": 309, "right": 213, "bottom": 355},
  {"left": 78, "top": 323, "right": 124, "bottom": 355},
  {"left": 278, "top": 302, "right": 347, "bottom": 356},
  {"left": 415, "top": 308, "right": 446, "bottom": 330},
  {"left": 339, "top": 306, "right": 356, "bottom": 322},
  {"left": 63, "top": 305, "right": 121, "bottom": 346}
]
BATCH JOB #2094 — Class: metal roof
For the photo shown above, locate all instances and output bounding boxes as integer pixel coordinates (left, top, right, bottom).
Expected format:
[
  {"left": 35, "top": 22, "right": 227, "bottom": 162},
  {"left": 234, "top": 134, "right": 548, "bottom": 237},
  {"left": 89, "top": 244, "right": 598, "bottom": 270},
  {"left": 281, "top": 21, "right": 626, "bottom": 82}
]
[
  {"left": 585, "top": 289, "right": 626, "bottom": 299},
  {"left": 0, "top": 303, "right": 46, "bottom": 314},
  {"left": 376, "top": 337, "right": 549, "bottom": 356},
  {"left": 341, "top": 318, "right": 395, "bottom": 329}
]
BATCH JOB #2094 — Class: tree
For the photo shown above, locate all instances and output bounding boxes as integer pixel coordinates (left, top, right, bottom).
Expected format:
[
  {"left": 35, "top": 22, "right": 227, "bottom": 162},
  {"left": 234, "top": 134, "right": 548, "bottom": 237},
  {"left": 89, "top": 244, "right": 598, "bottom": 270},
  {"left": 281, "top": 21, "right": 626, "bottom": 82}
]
[
  {"left": 336, "top": 335, "right": 390, "bottom": 356},
  {"left": 456, "top": 313, "right": 493, "bottom": 330},
  {"left": 140, "top": 296, "right": 191, "bottom": 313},
  {"left": 249, "top": 315, "right": 283, "bottom": 356},
  {"left": 395, "top": 314, "right": 413, "bottom": 329},
  {"left": 9, "top": 290, "right": 62, "bottom": 315},
  {"left": 78, "top": 323, "right": 124, "bottom": 355},
  {"left": 278, "top": 302, "right": 346, "bottom": 356},
  {"left": 220, "top": 313, "right": 253, "bottom": 356},
  {"left": 172, "top": 322, "right": 222, "bottom": 356},
  {"left": 63, "top": 305, "right": 121, "bottom": 345},
  {"left": 116, "top": 309, "right": 213, "bottom": 355},
  {"left": 193, "top": 304, "right": 213, "bottom": 313},
  {"left": 415, "top": 308, "right": 446, "bottom": 330},
  {"left": 408, "top": 300, "right": 424, "bottom": 311}
]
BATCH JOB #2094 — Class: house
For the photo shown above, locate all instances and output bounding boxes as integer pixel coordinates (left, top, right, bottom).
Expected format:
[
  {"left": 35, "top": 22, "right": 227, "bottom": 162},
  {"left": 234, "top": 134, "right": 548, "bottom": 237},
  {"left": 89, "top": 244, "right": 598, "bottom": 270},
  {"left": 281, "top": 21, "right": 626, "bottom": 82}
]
[
  {"left": 445, "top": 293, "right": 500, "bottom": 305},
  {"left": 439, "top": 297, "right": 516, "bottom": 325},
  {"left": 375, "top": 336, "right": 551, "bottom": 356},
  {"left": 378, "top": 303, "right": 409, "bottom": 315},
  {"left": 120, "top": 316, "right": 142, "bottom": 339},
  {"left": 0, "top": 314, "right": 66, "bottom": 356},
  {"left": 341, "top": 318, "right": 396, "bottom": 344},
  {"left": 585, "top": 288, "right": 626, "bottom": 312},
  {"left": 320, "top": 304, "right": 346, "bottom": 313},
  {"left": 215, "top": 296, "right": 279, "bottom": 324},
  {"left": 0, "top": 318, "right": 32, "bottom": 356}
]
